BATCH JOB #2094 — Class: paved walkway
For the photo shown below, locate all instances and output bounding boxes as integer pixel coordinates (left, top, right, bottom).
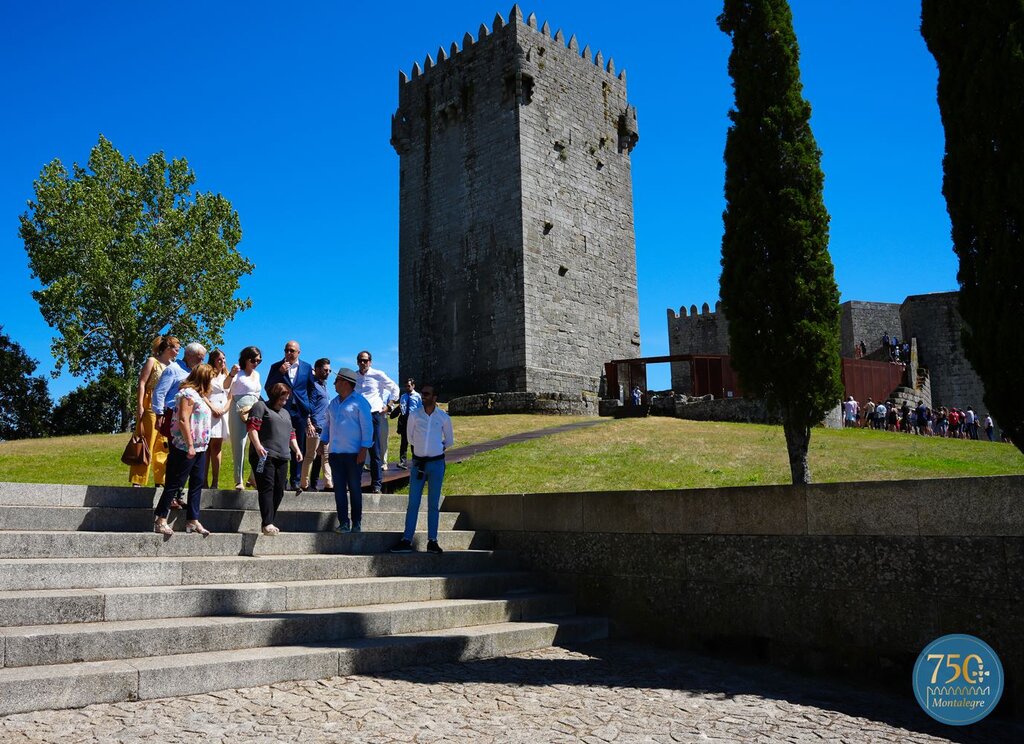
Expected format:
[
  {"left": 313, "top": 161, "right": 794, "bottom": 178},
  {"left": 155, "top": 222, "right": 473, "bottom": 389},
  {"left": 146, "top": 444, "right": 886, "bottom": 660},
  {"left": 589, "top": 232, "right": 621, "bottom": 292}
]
[
  {"left": 373, "top": 418, "right": 608, "bottom": 491},
  {"left": 3, "top": 640, "right": 1019, "bottom": 743}
]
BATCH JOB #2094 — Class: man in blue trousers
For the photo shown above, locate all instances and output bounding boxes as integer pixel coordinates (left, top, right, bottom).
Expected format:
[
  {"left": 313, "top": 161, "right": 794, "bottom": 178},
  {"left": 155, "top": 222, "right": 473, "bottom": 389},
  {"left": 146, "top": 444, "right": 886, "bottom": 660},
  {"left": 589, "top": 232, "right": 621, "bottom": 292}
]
[{"left": 390, "top": 383, "right": 453, "bottom": 554}]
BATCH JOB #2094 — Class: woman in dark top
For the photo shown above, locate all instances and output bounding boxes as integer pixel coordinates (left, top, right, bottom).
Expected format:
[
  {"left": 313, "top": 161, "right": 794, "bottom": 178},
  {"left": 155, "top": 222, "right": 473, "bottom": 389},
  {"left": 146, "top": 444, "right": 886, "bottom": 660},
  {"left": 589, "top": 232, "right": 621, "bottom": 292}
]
[{"left": 246, "top": 382, "right": 303, "bottom": 534}]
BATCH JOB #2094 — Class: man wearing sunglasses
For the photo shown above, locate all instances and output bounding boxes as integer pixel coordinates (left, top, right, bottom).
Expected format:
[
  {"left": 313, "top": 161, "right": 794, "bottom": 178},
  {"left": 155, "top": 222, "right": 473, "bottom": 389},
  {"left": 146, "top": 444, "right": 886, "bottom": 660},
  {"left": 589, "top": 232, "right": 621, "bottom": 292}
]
[
  {"left": 354, "top": 350, "right": 400, "bottom": 493},
  {"left": 265, "top": 340, "right": 316, "bottom": 492}
]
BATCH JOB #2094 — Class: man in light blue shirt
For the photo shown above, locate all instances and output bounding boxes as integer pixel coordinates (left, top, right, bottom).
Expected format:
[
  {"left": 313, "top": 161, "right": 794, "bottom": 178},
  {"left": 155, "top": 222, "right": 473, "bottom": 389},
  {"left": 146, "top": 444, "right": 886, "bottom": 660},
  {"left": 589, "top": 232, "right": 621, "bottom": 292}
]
[
  {"left": 321, "top": 367, "right": 373, "bottom": 533},
  {"left": 396, "top": 378, "right": 422, "bottom": 469},
  {"left": 152, "top": 342, "right": 207, "bottom": 418}
]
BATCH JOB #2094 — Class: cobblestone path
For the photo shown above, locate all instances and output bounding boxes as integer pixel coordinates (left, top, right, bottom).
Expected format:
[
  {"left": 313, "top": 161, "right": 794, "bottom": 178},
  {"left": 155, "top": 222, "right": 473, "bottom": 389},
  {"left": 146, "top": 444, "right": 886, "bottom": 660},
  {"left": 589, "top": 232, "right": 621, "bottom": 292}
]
[{"left": 2, "top": 641, "right": 1019, "bottom": 743}]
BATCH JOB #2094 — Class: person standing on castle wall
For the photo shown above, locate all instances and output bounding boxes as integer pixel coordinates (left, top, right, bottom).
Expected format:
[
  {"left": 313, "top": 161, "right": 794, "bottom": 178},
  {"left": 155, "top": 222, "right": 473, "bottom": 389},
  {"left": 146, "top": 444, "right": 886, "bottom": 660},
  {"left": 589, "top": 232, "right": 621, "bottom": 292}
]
[
  {"left": 390, "top": 383, "right": 452, "bottom": 555},
  {"left": 354, "top": 350, "right": 399, "bottom": 494},
  {"left": 300, "top": 358, "right": 333, "bottom": 492},
  {"left": 265, "top": 340, "right": 316, "bottom": 492},
  {"left": 396, "top": 378, "right": 422, "bottom": 470}
]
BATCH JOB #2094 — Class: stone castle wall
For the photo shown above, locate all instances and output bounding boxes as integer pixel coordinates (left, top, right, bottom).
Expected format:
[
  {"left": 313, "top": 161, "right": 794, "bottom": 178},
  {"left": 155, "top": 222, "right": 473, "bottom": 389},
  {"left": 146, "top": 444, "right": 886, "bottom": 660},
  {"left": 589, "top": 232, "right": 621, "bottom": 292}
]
[
  {"left": 901, "top": 292, "right": 988, "bottom": 414},
  {"left": 839, "top": 301, "right": 901, "bottom": 358},
  {"left": 667, "top": 294, "right": 989, "bottom": 425},
  {"left": 393, "top": 7, "right": 640, "bottom": 402},
  {"left": 666, "top": 303, "right": 729, "bottom": 394}
]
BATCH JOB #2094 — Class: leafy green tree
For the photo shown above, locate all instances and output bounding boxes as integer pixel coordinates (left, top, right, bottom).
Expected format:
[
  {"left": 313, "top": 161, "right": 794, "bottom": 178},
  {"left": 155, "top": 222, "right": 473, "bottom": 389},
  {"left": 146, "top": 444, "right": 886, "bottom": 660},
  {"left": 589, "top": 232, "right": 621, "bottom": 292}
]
[
  {"left": 0, "top": 327, "right": 53, "bottom": 440},
  {"left": 921, "top": 1, "right": 1024, "bottom": 453},
  {"left": 19, "top": 135, "right": 253, "bottom": 430},
  {"left": 50, "top": 370, "right": 128, "bottom": 436},
  {"left": 718, "top": 0, "right": 842, "bottom": 483}
]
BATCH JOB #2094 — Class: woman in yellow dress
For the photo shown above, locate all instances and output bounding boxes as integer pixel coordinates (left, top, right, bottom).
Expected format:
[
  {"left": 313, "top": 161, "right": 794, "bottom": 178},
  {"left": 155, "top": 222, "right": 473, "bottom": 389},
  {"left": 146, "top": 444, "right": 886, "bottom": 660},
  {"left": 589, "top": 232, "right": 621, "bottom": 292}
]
[{"left": 129, "top": 335, "right": 180, "bottom": 487}]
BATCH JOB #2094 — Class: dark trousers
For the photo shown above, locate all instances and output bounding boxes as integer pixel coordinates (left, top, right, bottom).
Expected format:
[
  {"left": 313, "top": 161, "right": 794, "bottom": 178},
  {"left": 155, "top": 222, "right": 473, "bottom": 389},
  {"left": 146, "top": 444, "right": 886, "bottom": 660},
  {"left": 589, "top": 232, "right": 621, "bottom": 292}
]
[
  {"left": 329, "top": 452, "right": 363, "bottom": 524},
  {"left": 398, "top": 414, "right": 410, "bottom": 461},
  {"left": 155, "top": 444, "right": 206, "bottom": 520},
  {"left": 288, "top": 413, "right": 307, "bottom": 488},
  {"left": 369, "top": 411, "right": 387, "bottom": 490},
  {"left": 250, "top": 451, "right": 289, "bottom": 527}
]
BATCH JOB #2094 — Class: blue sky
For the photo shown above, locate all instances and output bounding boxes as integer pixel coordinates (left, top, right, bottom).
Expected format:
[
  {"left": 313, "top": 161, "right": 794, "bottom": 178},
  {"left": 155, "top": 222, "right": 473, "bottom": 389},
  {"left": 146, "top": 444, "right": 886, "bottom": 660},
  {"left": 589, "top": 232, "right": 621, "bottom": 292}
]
[{"left": 0, "top": 1, "right": 951, "bottom": 398}]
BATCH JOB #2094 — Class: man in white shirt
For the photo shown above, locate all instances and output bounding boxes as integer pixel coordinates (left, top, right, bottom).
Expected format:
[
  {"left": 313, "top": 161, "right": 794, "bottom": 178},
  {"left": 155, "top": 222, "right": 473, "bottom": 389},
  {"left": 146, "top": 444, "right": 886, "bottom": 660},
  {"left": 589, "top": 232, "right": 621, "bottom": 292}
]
[
  {"left": 354, "top": 350, "right": 400, "bottom": 494},
  {"left": 843, "top": 396, "right": 859, "bottom": 428},
  {"left": 389, "top": 383, "right": 453, "bottom": 554}
]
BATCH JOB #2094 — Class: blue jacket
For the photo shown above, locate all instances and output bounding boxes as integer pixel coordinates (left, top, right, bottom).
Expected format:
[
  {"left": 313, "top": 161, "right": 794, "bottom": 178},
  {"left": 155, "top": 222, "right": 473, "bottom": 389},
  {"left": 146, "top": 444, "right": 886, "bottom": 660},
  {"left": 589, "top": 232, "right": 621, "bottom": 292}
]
[{"left": 265, "top": 359, "right": 315, "bottom": 420}]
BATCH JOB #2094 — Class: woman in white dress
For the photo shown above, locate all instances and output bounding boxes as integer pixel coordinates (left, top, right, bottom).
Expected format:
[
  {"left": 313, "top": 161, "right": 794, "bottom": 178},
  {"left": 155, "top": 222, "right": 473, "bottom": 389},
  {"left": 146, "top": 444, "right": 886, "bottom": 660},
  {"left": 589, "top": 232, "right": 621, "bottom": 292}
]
[
  {"left": 203, "top": 349, "right": 235, "bottom": 489},
  {"left": 230, "top": 346, "right": 264, "bottom": 490}
]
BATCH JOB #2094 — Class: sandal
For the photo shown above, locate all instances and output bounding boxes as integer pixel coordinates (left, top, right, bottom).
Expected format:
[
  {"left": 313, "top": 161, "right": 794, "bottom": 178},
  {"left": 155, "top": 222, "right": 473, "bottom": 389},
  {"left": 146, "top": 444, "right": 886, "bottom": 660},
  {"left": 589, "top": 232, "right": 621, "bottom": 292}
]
[
  {"left": 261, "top": 525, "right": 280, "bottom": 536},
  {"left": 153, "top": 519, "right": 174, "bottom": 536},
  {"left": 186, "top": 520, "right": 211, "bottom": 536}
]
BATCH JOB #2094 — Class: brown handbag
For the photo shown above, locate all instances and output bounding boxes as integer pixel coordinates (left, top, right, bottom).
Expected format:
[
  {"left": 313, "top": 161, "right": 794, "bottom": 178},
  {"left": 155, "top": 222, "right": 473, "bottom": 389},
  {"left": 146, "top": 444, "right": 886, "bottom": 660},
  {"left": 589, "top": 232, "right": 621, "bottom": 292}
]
[{"left": 121, "top": 428, "right": 151, "bottom": 466}]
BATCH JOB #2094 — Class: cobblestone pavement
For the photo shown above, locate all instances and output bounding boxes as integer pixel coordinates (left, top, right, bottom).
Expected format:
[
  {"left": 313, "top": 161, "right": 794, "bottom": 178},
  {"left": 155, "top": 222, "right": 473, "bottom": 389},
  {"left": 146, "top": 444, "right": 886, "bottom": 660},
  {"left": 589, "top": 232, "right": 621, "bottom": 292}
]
[{"left": 2, "top": 641, "right": 1020, "bottom": 743}]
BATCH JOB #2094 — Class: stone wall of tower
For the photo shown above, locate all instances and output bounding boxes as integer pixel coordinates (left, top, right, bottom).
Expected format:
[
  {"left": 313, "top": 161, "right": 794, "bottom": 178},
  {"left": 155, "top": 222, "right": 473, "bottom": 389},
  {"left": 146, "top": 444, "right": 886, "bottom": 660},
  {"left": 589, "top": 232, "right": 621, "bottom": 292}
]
[
  {"left": 839, "top": 301, "right": 902, "bottom": 358},
  {"left": 901, "top": 292, "right": 989, "bottom": 414},
  {"left": 666, "top": 302, "right": 730, "bottom": 394},
  {"left": 393, "top": 16, "right": 527, "bottom": 396},
  {"left": 514, "top": 14, "right": 641, "bottom": 395},
  {"left": 392, "top": 6, "right": 640, "bottom": 401}
]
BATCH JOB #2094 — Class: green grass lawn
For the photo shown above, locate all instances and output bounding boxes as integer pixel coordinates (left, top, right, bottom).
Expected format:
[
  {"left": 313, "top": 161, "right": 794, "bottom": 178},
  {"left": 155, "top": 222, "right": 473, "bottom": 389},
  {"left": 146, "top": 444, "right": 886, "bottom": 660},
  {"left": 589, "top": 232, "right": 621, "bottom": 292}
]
[
  {"left": 1, "top": 416, "right": 1021, "bottom": 491},
  {"left": 435, "top": 417, "right": 1024, "bottom": 494}
]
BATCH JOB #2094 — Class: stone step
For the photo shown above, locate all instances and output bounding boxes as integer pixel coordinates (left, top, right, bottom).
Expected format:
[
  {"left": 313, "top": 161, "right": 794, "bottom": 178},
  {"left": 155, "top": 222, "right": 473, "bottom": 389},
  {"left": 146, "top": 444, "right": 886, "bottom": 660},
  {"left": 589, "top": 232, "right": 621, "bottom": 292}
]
[
  {"left": 0, "top": 571, "right": 541, "bottom": 627},
  {"left": 0, "top": 505, "right": 458, "bottom": 533},
  {"left": 0, "top": 550, "right": 520, "bottom": 591},
  {"left": 0, "top": 616, "right": 609, "bottom": 716},
  {"left": 0, "top": 593, "right": 576, "bottom": 668},
  {"left": 0, "top": 483, "right": 421, "bottom": 512},
  {"left": 0, "top": 529, "right": 486, "bottom": 559}
]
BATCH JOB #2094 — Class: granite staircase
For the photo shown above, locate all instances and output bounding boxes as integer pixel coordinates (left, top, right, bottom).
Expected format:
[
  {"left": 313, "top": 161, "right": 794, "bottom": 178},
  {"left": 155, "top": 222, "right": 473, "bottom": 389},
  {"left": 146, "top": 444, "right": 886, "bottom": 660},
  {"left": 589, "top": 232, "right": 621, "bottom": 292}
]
[{"left": 0, "top": 482, "right": 606, "bottom": 716}]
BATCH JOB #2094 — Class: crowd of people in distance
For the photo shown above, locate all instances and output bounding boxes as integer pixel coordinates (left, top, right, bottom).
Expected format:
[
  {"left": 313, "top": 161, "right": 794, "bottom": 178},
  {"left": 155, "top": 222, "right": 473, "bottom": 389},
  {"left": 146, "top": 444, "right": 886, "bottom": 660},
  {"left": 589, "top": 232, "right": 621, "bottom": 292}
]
[
  {"left": 842, "top": 396, "right": 998, "bottom": 441},
  {"left": 129, "top": 336, "right": 452, "bottom": 553}
]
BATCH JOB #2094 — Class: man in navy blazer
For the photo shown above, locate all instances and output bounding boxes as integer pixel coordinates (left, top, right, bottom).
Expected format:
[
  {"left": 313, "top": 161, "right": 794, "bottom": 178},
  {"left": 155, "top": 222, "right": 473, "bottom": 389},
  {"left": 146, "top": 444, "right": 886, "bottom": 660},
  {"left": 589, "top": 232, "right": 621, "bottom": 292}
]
[{"left": 265, "top": 340, "right": 317, "bottom": 491}]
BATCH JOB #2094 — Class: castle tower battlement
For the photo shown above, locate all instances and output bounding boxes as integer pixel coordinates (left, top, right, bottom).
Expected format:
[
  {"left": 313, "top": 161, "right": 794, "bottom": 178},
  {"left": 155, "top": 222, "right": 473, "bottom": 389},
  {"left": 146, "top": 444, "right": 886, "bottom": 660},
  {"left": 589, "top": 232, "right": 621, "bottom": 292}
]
[
  {"left": 393, "top": 5, "right": 641, "bottom": 405},
  {"left": 667, "top": 301, "right": 730, "bottom": 394}
]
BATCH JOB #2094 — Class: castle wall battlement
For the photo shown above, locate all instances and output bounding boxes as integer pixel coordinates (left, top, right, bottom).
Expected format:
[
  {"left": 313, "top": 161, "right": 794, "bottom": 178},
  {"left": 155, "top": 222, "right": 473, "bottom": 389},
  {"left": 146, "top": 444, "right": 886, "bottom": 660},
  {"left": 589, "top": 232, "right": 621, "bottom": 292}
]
[
  {"left": 394, "top": 5, "right": 628, "bottom": 89},
  {"left": 666, "top": 301, "right": 730, "bottom": 393}
]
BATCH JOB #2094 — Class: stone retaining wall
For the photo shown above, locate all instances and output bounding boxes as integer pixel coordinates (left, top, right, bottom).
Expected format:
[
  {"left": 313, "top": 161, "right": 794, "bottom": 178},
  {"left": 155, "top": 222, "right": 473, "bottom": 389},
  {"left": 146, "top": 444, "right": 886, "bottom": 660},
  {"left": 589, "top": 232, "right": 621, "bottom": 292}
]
[
  {"left": 443, "top": 476, "right": 1024, "bottom": 717},
  {"left": 448, "top": 391, "right": 598, "bottom": 416}
]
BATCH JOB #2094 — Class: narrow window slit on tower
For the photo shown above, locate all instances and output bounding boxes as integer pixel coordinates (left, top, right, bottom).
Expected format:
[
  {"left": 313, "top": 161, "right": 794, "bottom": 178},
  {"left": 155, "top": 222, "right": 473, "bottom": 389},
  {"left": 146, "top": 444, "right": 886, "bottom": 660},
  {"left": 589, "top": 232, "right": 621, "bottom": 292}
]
[
  {"left": 543, "top": 221, "right": 554, "bottom": 235},
  {"left": 558, "top": 265, "right": 569, "bottom": 276}
]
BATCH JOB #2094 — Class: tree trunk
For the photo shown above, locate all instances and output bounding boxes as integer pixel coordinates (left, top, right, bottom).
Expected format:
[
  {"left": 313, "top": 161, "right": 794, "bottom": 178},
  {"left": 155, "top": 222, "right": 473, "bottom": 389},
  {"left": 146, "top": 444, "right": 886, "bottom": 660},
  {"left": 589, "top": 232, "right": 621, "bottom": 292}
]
[{"left": 782, "top": 420, "right": 811, "bottom": 484}]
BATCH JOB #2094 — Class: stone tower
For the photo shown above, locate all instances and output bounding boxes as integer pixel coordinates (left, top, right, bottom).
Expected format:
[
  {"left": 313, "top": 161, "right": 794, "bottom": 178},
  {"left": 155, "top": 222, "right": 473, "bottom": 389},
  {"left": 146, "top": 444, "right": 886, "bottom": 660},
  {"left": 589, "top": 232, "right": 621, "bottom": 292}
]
[{"left": 391, "top": 5, "right": 641, "bottom": 411}]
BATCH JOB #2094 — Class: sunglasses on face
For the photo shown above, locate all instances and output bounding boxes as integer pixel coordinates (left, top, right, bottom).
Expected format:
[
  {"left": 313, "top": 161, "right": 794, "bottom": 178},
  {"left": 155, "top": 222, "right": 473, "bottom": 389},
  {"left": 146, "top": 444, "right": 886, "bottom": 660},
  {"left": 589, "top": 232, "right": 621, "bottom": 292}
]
[{"left": 357, "top": 358, "right": 370, "bottom": 364}]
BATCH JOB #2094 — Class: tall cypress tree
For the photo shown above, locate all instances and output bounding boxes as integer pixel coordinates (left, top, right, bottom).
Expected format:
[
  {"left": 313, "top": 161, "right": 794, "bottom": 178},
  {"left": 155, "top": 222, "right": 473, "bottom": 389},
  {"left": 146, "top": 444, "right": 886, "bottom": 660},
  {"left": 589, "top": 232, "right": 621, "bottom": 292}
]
[
  {"left": 718, "top": 0, "right": 842, "bottom": 484},
  {"left": 921, "top": 1, "right": 1024, "bottom": 453}
]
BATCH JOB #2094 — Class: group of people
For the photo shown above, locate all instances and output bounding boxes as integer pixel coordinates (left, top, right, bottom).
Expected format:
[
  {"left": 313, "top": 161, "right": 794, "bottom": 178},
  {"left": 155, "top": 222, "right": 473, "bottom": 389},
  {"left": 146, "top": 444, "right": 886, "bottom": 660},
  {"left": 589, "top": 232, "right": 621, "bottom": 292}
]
[
  {"left": 129, "top": 336, "right": 453, "bottom": 552},
  {"left": 842, "top": 396, "right": 996, "bottom": 441}
]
